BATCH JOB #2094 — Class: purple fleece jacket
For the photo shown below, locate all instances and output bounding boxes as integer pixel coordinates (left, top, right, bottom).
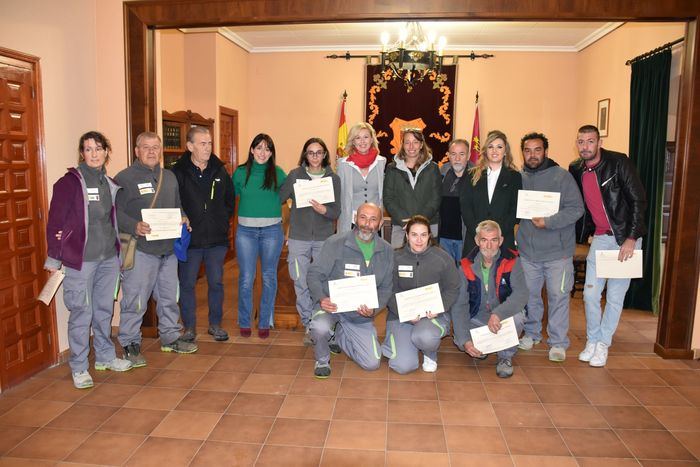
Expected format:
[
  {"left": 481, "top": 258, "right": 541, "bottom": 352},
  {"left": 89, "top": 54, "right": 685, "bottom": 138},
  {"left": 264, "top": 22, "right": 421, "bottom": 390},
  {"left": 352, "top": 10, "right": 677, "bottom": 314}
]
[{"left": 45, "top": 167, "right": 120, "bottom": 271}]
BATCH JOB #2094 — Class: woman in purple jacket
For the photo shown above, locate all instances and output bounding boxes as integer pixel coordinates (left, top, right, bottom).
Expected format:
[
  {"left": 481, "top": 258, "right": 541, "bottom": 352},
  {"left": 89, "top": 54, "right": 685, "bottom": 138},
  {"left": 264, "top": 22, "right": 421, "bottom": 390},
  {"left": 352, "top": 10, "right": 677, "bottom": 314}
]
[{"left": 45, "top": 131, "right": 132, "bottom": 389}]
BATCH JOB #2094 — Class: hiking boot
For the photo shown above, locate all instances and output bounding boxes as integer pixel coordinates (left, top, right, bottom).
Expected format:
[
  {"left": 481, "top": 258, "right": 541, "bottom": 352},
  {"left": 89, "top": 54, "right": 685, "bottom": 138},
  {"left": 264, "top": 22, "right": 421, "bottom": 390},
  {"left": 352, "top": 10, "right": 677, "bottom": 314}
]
[
  {"left": 314, "top": 361, "right": 331, "bottom": 379},
  {"left": 589, "top": 342, "right": 609, "bottom": 367},
  {"left": 123, "top": 343, "right": 147, "bottom": 368},
  {"left": 578, "top": 341, "right": 597, "bottom": 362},
  {"left": 422, "top": 354, "right": 438, "bottom": 372},
  {"left": 94, "top": 357, "right": 133, "bottom": 372},
  {"left": 208, "top": 326, "right": 229, "bottom": 342},
  {"left": 496, "top": 358, "right": 514, "bottom": 378},
  {"left": 161, "top": 337, "right": 198, "bottom": 354},
  {"left": 548, "top": 346, "right": 567, "bottom": 362},
  {"left": 72, "top": 370, "right": 94, "bottom": 389},
  {"left": 518, "top": 335, "right": 541, "bottom": 351},
  {"left": 181, "top": 328, "right": 196, "bottom": 343},
  {"left": 302, "top": 327, "right": 313, "bottom": 346}
]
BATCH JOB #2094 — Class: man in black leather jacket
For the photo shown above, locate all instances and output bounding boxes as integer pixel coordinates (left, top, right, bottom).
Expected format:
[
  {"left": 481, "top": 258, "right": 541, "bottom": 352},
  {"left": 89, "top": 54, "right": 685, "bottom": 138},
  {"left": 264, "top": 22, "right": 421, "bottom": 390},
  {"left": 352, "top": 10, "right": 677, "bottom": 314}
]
[{"left": 568, "top": 125, "right": 647, "bottom": 368}]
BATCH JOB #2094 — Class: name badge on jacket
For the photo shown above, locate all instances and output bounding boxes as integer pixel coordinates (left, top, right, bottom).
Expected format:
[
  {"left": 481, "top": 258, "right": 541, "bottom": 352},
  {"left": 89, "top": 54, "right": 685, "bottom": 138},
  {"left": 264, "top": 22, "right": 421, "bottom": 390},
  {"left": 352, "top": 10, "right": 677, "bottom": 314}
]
[
  {"left": 86, "top": 187, "right": 99, "bottom": 202},
  {"left": 344, "top": 263, "right": 361, "bottom": 277},
  {"left": 398, "top": 264, "right": 413, "bottom": 278},
  {"left": 138, "top": 182, "right": 155, "bottom": 195}
]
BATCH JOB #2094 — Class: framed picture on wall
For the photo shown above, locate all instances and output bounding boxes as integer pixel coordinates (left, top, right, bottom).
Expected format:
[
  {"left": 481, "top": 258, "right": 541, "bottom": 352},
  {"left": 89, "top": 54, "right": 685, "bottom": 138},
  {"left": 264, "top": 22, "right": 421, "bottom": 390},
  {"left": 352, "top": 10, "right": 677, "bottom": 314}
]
[{"left": 597, "top": 98, "right": 610, "bottom": 137}]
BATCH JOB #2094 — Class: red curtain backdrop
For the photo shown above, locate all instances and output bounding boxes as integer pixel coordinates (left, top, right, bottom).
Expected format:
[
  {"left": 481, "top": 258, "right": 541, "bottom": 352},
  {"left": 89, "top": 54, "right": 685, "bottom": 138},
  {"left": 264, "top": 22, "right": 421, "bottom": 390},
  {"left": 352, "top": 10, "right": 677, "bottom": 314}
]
[{"left": 365, "top": 65, "right": 456, "bottom": 164}]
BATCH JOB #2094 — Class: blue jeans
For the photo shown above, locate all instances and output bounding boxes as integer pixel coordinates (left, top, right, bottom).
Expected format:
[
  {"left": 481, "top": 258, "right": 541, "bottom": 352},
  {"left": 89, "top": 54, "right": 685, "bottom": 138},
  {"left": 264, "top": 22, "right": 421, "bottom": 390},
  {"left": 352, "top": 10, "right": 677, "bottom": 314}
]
[
  {"left": 178, "top": 245, "right": 228, "bottom": 329},
  {"left": 584, "top": 234, "right": 642, "bottom": 346},
  {"left": 439, "top": 237, "right": 463, "bottom": 266},
  {"left": 235, "top": 223, "right": 284, "bottom": 329}
]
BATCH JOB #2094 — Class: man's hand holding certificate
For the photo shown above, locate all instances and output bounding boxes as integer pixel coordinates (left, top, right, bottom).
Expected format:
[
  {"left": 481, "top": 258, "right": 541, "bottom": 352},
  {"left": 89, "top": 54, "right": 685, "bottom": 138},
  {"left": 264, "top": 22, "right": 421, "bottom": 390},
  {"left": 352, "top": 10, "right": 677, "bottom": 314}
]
[
  {"left": 395, "top": 283, "right": 444, "bottom": 322},
  {"left": 517, "top": 190, "right": 561, "bottom": 219},
  {"left": 141, "top": 208, "right": 182, "bottom": 241},
  {"left": 293, "top": 178, "right": 335, "bottom": 208},
  {"left": 328, "top": 275, "right": 379, "bottom": 313},
  {"left": 595, "top": 250, "right": 643, "bottom": 278},
  {"left": 469, "top": 316, "right": 520, "bottom": 354}
]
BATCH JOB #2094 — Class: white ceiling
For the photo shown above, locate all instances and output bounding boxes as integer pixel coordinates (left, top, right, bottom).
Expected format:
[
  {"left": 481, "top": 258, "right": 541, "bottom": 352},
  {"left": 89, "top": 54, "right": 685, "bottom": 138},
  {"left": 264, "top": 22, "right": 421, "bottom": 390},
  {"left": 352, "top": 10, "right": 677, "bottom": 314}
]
[{"left": 180, "top": 21, "right": 623, "bottom": 53}]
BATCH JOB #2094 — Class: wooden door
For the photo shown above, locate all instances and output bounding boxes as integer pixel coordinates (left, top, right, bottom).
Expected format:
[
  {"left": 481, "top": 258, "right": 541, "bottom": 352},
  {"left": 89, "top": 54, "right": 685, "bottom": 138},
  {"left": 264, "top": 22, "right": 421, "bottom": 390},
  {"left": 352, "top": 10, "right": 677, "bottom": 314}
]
[
  {"left": 0, "top": 49, "right": 55, "bottom": 388},
  {"left": 218, "top": 106, "right": 238, "bottom": 259}
]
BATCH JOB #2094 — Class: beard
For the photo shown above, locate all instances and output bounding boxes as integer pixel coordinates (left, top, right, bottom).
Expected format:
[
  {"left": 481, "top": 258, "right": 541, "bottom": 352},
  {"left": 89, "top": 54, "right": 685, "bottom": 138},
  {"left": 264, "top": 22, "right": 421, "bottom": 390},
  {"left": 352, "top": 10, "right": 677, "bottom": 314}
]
[{"left": 357, "top": 229, "right": 375, "bottom": 242}]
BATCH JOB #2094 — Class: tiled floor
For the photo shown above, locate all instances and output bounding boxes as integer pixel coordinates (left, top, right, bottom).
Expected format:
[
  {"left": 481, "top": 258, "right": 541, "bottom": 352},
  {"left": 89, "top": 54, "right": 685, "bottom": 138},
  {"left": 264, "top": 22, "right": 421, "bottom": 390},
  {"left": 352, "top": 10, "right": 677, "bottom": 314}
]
[{"left": 0, "top": 265, "right": 699, "bottom": 466}]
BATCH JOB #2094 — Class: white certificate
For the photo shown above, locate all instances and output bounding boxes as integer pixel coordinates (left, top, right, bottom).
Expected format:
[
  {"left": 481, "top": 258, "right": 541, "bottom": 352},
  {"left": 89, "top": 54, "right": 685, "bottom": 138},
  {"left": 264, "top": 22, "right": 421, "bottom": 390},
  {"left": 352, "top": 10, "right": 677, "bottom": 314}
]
[
  {"left": 293, "top": 178, "right": 335, "bottom": 208},
  {"left": 38, "top": 268, "right": 65, "bottom": 305},
  {"left": 517, "top": 190, "right": 561, "bottom": 219},
  {"left": 395, "top": 283, "right": 445, "bottom": 323},
  {"left": 595, "top": 249, "right": 643, "bottom": 278},
  {"left": 141, "top": 208, "right": 182, "bottom": 241},
  {"left": 469, "top": 316, "right": 520, "bottom": 354},
  {"left": 328, "top": 274, "right": 379, "bottom": 313}
]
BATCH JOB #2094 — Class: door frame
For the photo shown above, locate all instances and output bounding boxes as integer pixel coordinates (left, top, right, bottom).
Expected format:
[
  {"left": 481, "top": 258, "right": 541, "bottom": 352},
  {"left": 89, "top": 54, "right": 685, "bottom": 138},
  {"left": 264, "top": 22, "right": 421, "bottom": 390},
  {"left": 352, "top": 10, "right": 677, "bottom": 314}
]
[
  {"left": 218, "top": 105, "right": 238, "bottom": 259},
  {"left": 0, "top": 46, "right": 58, "bottom": 387},
  {"left": 123, "top": 0, "right": 700, "bottom": 359}
]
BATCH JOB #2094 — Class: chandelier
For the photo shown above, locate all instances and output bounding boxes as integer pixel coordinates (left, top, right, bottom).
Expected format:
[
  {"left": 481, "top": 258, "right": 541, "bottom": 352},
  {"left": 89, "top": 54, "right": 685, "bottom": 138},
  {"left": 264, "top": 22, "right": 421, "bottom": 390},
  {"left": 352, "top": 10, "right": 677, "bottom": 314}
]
[{"left": 380, "top": 22, "right": 446, "bottom": 87}]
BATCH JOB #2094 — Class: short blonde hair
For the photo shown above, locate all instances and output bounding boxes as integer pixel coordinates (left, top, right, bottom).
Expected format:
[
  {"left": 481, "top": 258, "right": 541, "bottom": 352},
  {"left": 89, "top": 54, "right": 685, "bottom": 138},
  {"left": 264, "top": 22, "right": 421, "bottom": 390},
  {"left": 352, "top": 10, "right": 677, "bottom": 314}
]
[{"left": 344, "top": 122, "right": 379, "bottom": 156}]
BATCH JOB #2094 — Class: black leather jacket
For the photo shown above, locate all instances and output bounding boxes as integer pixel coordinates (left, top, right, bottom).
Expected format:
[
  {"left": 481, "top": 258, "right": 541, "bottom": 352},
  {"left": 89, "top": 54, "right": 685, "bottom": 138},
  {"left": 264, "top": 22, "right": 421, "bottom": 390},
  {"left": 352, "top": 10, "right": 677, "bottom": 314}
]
[{"left": 568, "top": 148, "right": 647, "bottom": 246}]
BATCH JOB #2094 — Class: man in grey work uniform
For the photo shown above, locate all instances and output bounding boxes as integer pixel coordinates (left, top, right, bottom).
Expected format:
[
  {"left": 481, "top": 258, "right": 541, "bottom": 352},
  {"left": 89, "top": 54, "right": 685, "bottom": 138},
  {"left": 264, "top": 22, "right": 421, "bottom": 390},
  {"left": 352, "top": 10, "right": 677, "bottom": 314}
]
[
  {"left": 116, "top": 131, "right": 197, "bottom": 367},
  {"left": 452, "top": 220, "right": 529, "bottom": 378},
  {"left": 516, "top": 132, "right": 584, "bottom": 363},
  {"left": 307, "top": 202, "right": 394, "bottom": 378}
]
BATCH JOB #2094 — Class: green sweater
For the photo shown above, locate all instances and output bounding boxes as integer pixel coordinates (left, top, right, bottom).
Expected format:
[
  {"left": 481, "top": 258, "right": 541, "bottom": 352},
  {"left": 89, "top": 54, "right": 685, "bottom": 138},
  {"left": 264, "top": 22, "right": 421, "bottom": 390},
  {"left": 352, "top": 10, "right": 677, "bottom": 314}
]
[{"left": 233, "top": 162, "right": 287, "bottom": 217}]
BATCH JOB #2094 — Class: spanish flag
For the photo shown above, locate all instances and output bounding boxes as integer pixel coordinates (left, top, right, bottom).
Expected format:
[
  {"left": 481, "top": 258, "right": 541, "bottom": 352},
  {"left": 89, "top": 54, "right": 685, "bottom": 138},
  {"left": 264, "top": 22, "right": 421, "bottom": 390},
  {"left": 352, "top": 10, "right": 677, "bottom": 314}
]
[
  {"left": 469, "top": 93, "right": 480, "bottom": 164},
  {"left": 337, "top": 92, "right": 348, "bottom": 158}
]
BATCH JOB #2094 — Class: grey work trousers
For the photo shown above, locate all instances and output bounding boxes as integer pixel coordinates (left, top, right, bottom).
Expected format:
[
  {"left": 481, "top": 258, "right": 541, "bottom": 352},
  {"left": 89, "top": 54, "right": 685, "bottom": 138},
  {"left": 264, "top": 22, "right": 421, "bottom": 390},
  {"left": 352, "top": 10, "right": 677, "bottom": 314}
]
[
  {"left": 520, "top": 256, "right": 574, "bottom": 349},
  {"left": 286, "top": 239, "right": 323, "bottom": 328},
  {"left": 118, "top": 250, "right": 182, "bottom": 347},
  {"left": 469, "top": 310, "right": 525, "bottom": 360},
  {"left": 310, "top": 312, "right": 381, "bottom": 370},
  {"left": 381, "top": 313, "right": 450, "bottom": 374},
  {"left": 63, "top": 255, "right": 120, "bottom": 372}
]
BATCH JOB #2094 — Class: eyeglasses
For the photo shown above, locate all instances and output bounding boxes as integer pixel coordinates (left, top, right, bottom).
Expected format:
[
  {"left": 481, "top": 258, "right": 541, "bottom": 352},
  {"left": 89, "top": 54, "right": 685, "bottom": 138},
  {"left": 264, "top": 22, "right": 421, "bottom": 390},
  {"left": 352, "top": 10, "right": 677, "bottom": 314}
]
[{"left": 306, "top": 150, "right": 325, "bottom": 158}]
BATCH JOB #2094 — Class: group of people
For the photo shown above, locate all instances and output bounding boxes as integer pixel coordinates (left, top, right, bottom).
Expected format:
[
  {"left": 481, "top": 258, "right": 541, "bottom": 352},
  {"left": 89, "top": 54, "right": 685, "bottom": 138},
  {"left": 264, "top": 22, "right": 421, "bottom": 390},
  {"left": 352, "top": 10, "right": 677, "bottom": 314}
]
[{"left": 45, "top": 120, "right": 646, "bottom": 388}]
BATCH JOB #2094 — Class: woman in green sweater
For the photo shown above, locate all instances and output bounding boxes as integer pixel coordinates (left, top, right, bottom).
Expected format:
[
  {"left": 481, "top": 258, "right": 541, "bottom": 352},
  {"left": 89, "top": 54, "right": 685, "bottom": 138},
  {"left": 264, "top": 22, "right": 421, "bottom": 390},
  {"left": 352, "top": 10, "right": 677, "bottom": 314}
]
[{"left": 233, "top": 133, "right": 287, "bottom": 338}]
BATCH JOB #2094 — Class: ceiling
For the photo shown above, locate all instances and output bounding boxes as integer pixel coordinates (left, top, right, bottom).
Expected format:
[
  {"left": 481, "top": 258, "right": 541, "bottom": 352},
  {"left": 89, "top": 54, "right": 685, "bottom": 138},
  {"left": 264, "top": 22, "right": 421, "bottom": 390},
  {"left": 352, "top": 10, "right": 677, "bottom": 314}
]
[{"left": 180, "top": 21, "right": 623, "bottom": 53}]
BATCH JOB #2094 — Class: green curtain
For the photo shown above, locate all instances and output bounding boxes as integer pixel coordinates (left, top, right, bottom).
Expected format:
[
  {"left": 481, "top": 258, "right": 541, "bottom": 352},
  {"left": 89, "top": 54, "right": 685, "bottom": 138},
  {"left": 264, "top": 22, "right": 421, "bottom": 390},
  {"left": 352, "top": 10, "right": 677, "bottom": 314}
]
[{"left": 624, "top": 49, "right": 671, "bottom": 313}]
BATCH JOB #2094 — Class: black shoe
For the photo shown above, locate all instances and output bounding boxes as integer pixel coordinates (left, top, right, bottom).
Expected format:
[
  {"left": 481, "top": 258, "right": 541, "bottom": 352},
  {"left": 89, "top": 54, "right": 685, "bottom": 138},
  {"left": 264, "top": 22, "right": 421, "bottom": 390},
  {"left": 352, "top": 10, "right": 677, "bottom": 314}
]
[
  {"left": 123, "top": 343, "right": 147, "bottom": 368},
  {"left": 181, "top": 328, "right": 196, "bottom": 343},
  {"left": 208, "top": 326, "right": 229, "bottom": 342},
  {"left": 329, "top": 342, "right": 341, "bottom": 355}
]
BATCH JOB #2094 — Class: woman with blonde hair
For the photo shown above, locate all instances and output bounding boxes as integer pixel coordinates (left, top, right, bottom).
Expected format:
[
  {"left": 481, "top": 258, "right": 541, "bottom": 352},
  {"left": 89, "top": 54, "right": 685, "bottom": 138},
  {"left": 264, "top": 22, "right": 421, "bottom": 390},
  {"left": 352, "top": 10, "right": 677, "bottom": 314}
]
[
  {"left": 460, "top": 130, "right": 522, "bottom": 255},
  {"left": 336, "top": 122, "right": 387, "bottom": 233},
  {"left": 383, "top": 128, "right": 442, "bottom": 248}
]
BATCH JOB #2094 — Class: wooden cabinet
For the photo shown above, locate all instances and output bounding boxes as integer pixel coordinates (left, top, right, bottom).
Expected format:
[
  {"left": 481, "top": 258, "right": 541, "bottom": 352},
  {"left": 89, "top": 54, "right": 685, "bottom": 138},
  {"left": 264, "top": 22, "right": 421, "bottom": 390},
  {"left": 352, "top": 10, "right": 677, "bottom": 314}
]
[{"left": 162, "top": 110, "right": 214, "bottom": 169}]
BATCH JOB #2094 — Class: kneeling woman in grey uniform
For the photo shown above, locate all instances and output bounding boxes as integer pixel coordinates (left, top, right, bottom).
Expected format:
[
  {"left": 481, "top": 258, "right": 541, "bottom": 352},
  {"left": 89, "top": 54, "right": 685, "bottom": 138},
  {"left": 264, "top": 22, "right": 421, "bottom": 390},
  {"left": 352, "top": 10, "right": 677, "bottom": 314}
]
[{"left": 382, "top": 215, "right": 461, "bottom": 373}]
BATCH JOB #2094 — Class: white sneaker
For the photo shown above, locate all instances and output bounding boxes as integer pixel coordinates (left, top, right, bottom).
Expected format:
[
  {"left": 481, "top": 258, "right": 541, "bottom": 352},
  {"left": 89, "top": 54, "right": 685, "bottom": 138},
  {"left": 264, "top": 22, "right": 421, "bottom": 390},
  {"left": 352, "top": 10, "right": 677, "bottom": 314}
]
[
  {"left": 422, "top": 354, "right": 438, "bottom": 372},
  {"left": 72, "top": 370, "right": 94, "bottom": 389},
  {"left": 578, "top": 341, "right": 597, "bottom": 362},
  {"left": 518, "top": 335, "right": 541, "bottom": 351},
  {"left": 548, "top": 346, "right": 566, "bottom": 362},
  {"left": 589, "top": 342, "right": 609, "bottom": 367},
  {"left": 94, "top": 357, "right": 133, "bottom": 372}
]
